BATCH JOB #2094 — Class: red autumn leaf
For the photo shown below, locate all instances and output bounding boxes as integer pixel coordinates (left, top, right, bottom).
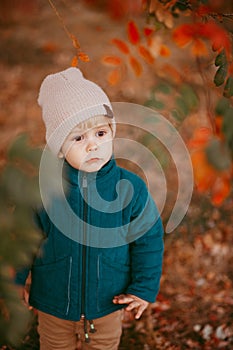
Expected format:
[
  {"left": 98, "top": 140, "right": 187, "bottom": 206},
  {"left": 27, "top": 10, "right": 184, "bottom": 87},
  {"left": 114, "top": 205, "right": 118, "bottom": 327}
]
[
  {"left": 138, "top": 45, "right": 154, "bottom": 64},
  {"left": 215, "top": 116, "right": 224, "bottom": 139},
  {"left": 191, "top": 150, "right": 217, "bottom": 192},
  {"left": 172, "top": 24, "right": 194, "bottom": 47},
  {"left": 107, "top": 68, "right": 121, "bottom": 85},
  {"left": 159, "top": 45, "right": 171, "bottom": 57},
  {"left": 128, "top": 20, "right": 140, "bottom": 45},
  {"left": 129, "top": 55, "right": 143, "bottom": 76},
  {"left": 144, "top": 27, "right": 154, "bottom": 37},
  {"left": 102, "top": 55, "right": 122, "bottom": 66},
  {"left": 71, "top": 55, "right": 78, "bottom": 67},
  {"left": 196, "top": 5, "right": 212, "bottom": 17},
  {"left": 211, "top": 176, "right": 231, "bottom": 206},
  {"left": 188, "top": 127, "right": 212, "bottom": 149},
  {"left": 199, "top": 21, "right": 231, "bottom": 55},
  {"left": 191, "top": 38, "right": 208, "bottom": 56},
  {"left": 111, "top": 38, "right": 130, "bottom": 54}
]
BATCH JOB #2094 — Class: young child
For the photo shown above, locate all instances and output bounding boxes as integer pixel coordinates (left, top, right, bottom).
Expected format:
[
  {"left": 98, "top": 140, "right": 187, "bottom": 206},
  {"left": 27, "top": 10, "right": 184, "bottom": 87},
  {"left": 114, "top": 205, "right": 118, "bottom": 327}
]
[{"left": 16, "top": 67, "right": 164, "bottom": 350}]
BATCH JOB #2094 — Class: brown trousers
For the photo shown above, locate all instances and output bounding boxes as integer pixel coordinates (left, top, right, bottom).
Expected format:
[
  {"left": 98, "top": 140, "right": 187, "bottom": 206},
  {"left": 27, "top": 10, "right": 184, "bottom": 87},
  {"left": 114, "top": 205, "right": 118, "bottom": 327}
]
[{"left": 37, "top": 310, "right": 123, "bottom": 350}]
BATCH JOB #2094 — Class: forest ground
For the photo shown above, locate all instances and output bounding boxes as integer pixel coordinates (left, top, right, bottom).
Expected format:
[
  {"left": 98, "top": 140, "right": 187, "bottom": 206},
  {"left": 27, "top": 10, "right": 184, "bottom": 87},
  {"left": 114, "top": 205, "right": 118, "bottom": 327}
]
[{"left": 0, "top": 1, "right": 233, "bottom": 349}]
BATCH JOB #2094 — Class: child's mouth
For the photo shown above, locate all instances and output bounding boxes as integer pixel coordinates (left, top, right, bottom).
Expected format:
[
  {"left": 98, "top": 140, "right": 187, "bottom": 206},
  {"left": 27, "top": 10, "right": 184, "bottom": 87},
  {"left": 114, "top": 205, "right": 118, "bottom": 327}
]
[{"left": 86, "top": 158, "right": 100, "bottom": 163}]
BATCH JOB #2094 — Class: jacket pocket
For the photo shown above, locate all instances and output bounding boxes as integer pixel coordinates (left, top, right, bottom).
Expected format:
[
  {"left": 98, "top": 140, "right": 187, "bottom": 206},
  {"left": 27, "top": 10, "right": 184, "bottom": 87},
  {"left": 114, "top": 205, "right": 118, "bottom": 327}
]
[
  {"left": 30, "top": 256, "right": 72, "bottom": 315},
  {"left": 97, "top": 255, "right": 131, "bottom": 311}
]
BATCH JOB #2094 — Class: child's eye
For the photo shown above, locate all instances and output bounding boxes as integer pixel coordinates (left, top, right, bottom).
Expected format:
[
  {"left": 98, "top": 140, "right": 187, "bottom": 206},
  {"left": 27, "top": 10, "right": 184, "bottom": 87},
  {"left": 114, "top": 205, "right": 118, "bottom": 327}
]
[
  {"left": 74, "top": 135, "right": 83, "bottom": 142},
  {"left": 97, "top": 130, "right": 107, "bottom": 137}
]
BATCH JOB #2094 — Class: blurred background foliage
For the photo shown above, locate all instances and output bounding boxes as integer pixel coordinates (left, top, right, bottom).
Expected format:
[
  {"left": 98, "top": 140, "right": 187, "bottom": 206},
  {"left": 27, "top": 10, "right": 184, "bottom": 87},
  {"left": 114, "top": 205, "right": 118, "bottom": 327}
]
[
  {"left": 0, "top": 0, "right": 232, "bottom": 347},
  {"left": 0, "top": 136, "right": 42, "bottom": 346}
]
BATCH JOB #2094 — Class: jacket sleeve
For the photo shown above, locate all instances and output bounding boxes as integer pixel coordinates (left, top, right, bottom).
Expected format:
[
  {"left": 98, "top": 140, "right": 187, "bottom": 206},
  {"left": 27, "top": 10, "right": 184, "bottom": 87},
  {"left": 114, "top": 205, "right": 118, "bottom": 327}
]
[
  {"left": 14, "top": 209, "right": 49, "bottom": 286},
  {"left": 126, "top": 183, "right": 164, "bottom": 302}
]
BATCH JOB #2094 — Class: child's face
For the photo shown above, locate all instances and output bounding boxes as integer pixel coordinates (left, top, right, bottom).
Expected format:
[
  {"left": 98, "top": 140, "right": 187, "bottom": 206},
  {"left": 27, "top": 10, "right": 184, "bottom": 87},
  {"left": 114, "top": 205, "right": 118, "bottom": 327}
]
[{"left": 60, "top": 121, "right": 113, "bottom": 172}]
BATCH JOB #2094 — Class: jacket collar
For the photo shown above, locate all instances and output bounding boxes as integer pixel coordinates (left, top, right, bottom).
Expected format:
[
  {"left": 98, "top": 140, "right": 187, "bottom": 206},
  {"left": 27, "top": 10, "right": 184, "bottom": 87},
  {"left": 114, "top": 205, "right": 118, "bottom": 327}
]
[{"left": 62, "top": 157, "right": 116, "bottom": 187}]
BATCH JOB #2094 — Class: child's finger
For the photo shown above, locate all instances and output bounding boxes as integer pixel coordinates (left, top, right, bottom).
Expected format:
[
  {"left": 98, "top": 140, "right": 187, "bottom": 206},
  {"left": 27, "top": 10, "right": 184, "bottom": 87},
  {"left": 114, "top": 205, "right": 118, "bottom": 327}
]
[
  {"left": 135, "top": 303, "right": 148, "bottom": 319},
  {"left": 113, "top": 294, "right": 134, "bottom": 304},
  {"left": 125, "top": 301, "right": 140, "bottom": 311}
]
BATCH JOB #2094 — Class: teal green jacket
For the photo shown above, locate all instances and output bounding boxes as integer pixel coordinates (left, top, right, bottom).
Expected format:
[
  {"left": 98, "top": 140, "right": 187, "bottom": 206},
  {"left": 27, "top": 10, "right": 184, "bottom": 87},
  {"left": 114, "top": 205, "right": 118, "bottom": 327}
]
[{"left": 15, "top": 158, "right": 164, "bottom": 321}]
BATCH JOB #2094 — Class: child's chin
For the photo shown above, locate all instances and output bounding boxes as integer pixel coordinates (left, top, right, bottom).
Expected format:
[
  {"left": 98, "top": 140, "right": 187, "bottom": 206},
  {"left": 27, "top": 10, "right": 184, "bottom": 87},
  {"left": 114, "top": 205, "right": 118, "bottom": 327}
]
[{"left": 81, "top": 162, "right": 103, "bottom": 173}]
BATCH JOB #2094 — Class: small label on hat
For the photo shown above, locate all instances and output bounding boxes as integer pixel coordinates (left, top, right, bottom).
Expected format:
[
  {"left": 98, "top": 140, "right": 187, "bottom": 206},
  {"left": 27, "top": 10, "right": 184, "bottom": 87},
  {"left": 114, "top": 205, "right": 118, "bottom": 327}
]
[{"left": 103, "top": 104, "right": 114, "bottom": 118}]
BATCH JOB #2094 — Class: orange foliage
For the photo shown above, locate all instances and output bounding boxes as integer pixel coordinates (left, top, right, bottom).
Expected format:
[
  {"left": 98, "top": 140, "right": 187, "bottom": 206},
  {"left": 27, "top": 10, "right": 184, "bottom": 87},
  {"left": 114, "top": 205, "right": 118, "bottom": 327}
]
[
  {"left": 199, "top": 21, "right": 231, "bottom": 55},
  {"left": 138, "top": 45, "right": 155, "bottom": 64},
  {"left": 102, "top": 55, "right": 122, "bottom": 65},
  {"left": 191, "top": 150, "right": 217, "bottom": 192},
  {"left": 71, "top": 52, "right": 90, "bottom": 67},
  {"left": 107, "top": 68, "right": 121, "bottom": 85},
  {"left": 129, "top": 56, "right": 143, "bottom": 76},
  {"left": 172, "top": 24, "right": 193, "bottom": 47},
  {"left": 78, "top": 52, "right": 90, "bottom": 62},
  {"left": 188, "top": 127, "right": 212, "bottom": 149},
  {"left": 71, "top": 55, "right": 78, "bottom": 67},
  {"left": 173, "top": 21, "right": 231, "bottom": 56},
  {"left": 103, "top": 20, "right": 156, "bottom": 83},
  {"left": 196, "top": 4, "right": 212, "bottom": 16},
  {"left": 70, "top": 33, "right": 81, "bottom": 50},
  {"left": 191, "top": 38, "right": 208, "bottom": 56},
  {"left": 189, "top": 127, "right": 232, "bottom": 205},
  {"left": 159, "top": 64, "right": 182, "bottom": 83},
  {"left": 211, "top": 176, "right": 231, "bottom": 206},
  {"left": 111, "top": 38, "right": 130, "bottom": 54},
  {"left": 215, "top": 116, "right": 224, "bottom": 139},
  {"left": 160, "top": 45, "right": 171, "bottom": 57}
]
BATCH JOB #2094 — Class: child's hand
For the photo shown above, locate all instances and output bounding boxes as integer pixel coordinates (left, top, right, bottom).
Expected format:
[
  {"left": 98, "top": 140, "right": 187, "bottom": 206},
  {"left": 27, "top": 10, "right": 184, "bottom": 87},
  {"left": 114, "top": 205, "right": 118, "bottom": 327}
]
[
  {"left": 16, "top": 285, "right": 30, "bottom": 307},
  {"left": 112, "top": 294, "right": 149, "bottom": 319}
]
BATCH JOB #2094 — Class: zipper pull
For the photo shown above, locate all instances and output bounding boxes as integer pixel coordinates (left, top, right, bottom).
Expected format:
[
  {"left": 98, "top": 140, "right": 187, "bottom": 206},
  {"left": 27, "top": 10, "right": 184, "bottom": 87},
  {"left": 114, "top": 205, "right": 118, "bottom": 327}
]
[
  {"left": 82, "top": 175, "right": 87, "bottom": 188},
  {"left": 89, "top": 320, "right": 96, "bottom": 333},
  {"left": 85, "top": 332, "right": 90, "bottom": 343},
  {"left": 83, "top": 316, "right": 91, "bottom": 343}
]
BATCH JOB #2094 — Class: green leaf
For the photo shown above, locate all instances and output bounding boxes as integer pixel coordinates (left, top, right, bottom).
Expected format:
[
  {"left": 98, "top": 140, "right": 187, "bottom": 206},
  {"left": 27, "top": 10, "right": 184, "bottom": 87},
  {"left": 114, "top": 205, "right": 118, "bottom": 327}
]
[
  {"left": 180, "top": 84, "right": 199, "bottom": 111},
  {"left": 176, "top": 96, "right": 189, "bottom": 116},
  {"left": 215, "top": 50, "right": 227, "bottom": 67},
  {"left": 206, "top": 138, "right": 231, "bottom": 171},
  {"left": 214, "top": 65, "right": 227, "bottom": 87},
  {"left": 222, "top": 107, "right": 233, "bottom": 152},
  {"left": 154, "top": 82, "right": 172, "bottom": 95},
  {"left": 171, "top": 109, "right": 185, "bottom": 122},
  {"left": 8, "top": 134, "right": 41, "bottom": 167},
  {"left": 140, "top": 134, "right": 169, "bottom": 168},
  {"left": 215, "top": 97, "right": 230, "bottom": 115},
  {"left": 223, "top": 76, "right": 233, "bottom": 98},
  {"left": 172, "top": 0, "right": 190, "bottom": 12},
  {"left": 144, "top": 98, "right": 164, "bottom": 110}
]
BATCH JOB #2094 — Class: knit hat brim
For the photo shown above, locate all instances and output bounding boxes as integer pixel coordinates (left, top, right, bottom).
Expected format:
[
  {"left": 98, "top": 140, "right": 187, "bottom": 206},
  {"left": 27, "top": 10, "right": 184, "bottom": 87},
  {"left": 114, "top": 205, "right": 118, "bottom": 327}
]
[{"left": 47, "top": 103, "right": 115, "bottom": 156}]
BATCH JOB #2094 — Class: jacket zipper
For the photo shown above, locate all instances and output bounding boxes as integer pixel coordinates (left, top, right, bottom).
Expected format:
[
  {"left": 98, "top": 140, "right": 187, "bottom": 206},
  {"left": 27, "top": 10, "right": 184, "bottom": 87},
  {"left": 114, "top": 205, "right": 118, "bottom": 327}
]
[
  {"left": 81, "top": 175, "right": 97, "bottom": 342},
  {"left": 66, "top": 256, "right": 72, "bottom": 315},
  {"left": 81, "top": 174, "right": 88, "bottom": 340}
]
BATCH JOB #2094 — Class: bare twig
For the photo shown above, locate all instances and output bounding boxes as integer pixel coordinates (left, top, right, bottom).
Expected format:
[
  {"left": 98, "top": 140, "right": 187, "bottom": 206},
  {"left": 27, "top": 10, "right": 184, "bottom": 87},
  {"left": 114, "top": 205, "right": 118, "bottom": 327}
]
[{"left": 47, "top": 0, "right": 80, "bottom": 49}]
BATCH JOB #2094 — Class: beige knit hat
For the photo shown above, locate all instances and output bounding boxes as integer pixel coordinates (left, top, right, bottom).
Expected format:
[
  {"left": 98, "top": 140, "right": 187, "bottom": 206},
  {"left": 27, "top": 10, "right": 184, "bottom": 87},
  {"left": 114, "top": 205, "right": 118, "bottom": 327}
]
[{"left": 38, "top": 67, "right": 115, "bottom": 155}]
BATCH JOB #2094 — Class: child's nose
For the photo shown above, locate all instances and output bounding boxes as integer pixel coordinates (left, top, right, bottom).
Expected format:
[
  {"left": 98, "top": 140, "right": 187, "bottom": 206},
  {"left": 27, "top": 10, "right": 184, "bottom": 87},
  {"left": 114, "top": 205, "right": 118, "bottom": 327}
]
[{"left": 86, "top": 139, "right": 98, "bottom": 152}]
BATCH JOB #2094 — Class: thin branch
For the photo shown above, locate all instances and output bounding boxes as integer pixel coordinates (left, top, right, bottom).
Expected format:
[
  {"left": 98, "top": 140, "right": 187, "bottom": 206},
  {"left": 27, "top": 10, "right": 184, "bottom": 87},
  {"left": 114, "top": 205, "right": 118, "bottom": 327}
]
[
  {"left": 47, "top": 0, "right": 80, "bottom": 49},
  {"left": 196, "top": 56, "right": 216, "bottom": 134}
]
